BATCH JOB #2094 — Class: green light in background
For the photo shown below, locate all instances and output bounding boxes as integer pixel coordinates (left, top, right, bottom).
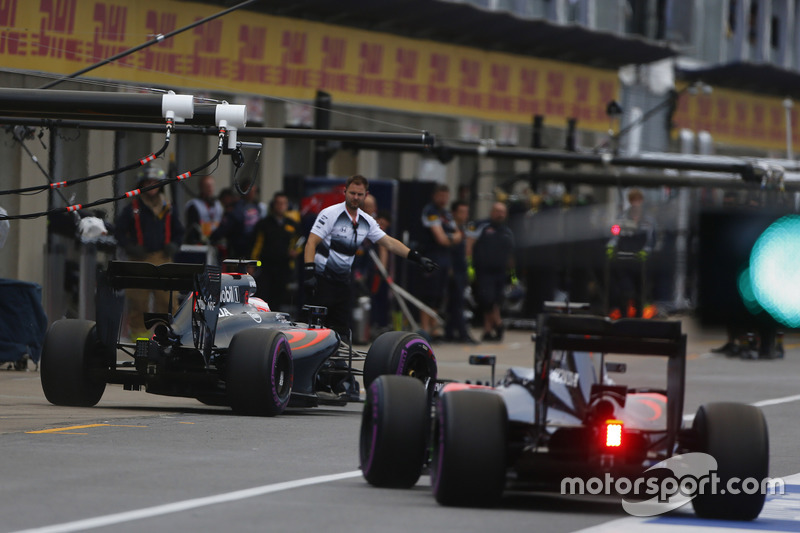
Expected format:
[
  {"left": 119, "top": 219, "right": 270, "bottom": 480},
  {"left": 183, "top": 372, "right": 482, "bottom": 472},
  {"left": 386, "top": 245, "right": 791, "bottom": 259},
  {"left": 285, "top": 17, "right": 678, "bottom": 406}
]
[
  {"left": 749, "top": 215, "right": 800, "bottom": 327},
  {"left": 737, "top": 267, "right": 762, "bottom": 315}
]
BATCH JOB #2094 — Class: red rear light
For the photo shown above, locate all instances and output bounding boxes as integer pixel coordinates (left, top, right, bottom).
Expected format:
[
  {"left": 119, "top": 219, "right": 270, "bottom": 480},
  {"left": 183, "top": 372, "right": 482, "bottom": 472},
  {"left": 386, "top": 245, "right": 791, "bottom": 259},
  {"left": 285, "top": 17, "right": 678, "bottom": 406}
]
[
  {"left": 610, "top": 224, "right": 621, "bottom": 236},
  {"left": 604, "top": 419, "right": 623, "bottom": 448}
]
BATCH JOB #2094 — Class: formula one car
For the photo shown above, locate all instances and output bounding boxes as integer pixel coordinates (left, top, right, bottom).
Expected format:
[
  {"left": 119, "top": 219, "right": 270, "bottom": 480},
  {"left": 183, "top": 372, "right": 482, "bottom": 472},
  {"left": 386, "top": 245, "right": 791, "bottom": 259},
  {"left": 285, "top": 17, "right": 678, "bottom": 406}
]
[
  {"left": 40, "top": 260, "right": 437, "bottom": 416},
  {"left": 360, "top": 313, "right": 769, "bottom": 521}
]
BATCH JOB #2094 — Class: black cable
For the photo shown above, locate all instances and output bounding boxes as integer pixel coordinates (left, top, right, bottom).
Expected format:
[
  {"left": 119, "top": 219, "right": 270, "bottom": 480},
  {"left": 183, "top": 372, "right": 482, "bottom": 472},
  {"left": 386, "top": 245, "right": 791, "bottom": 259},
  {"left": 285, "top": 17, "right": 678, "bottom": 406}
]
[
  {"left": 232, "top": 147, "right": 261, "bottom": 196},
  {"left": 6, "top": 125, "right": 70, "bottom": 206},
  {"left": 0, "top": 132, "right": 224, "bottom": 221},
  {"left": 0, "top": 121, "right": 173, "bottom": 196}
]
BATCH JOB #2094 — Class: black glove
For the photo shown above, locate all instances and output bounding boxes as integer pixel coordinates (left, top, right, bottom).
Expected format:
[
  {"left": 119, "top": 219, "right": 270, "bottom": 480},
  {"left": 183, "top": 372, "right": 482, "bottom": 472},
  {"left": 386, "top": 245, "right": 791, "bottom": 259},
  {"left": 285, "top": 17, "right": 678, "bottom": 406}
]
[
  {"left": 303, "top": 262, "right": 317, "bottom": 298},
  {"left": 407, "top": 249, "right": 439, "bottom": 273}
]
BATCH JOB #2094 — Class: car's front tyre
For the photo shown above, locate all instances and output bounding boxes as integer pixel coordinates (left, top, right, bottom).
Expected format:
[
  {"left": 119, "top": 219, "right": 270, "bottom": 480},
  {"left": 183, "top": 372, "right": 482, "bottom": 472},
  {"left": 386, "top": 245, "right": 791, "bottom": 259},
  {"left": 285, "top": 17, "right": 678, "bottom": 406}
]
[
  {"left": 360, "top": 375, "right": 428, "bottom": 488},
  {"left": 363, "top": 331, "right": 437, "bottom": 398}
]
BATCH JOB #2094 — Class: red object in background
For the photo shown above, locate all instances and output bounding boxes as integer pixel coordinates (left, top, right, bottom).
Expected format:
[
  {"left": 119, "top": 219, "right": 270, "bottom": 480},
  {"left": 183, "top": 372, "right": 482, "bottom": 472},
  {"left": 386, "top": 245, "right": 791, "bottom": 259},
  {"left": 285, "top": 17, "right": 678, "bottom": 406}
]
[
  {"left": 300, "top": 188, "right": 345, "bottom": 216},
  {"left": 610, "top": 224, "right": 621, "bottom": 236}
]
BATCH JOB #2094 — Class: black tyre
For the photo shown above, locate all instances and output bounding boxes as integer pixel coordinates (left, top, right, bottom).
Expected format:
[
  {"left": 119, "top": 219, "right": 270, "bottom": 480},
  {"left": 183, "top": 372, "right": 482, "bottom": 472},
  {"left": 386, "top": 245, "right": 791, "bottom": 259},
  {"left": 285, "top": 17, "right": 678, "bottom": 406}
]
[
  {"left": 432, "top": 390, "right": 507, "bottom": 506},
  {"left": 227, "top": 328, "right": 293, "bottom": 416},
  {"left": 690, "top": 402, "right": 769, "bottom": 520},
  {"left": 363, "top": 331, "right": 437, "bottom": 394},
  {"left": 360, "top": 375, "right": 428, "bottom": 488},
  {"left": 40, "top": 319, "right": 106, "bottom": 407}
]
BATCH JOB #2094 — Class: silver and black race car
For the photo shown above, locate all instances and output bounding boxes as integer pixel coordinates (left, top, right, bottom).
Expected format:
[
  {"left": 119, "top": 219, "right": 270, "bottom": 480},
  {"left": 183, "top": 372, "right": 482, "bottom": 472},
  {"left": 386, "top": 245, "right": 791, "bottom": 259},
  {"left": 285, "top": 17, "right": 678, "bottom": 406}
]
[
  {"left": 40, "top": 259, "right": 437, "bottom": 416},
  {"left": 360, "top": 313, "right": 770, "bottom": 521}
]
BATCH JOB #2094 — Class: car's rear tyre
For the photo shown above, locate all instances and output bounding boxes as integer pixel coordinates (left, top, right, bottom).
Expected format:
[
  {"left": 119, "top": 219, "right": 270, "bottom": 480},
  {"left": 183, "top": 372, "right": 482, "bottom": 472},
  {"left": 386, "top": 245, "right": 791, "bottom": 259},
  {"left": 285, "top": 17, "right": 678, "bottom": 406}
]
[
  {"left": 40, "top": 319, "right": 106, "bottom": 407},
  {"left": 432, "top": 390, "right": 507, "bottom": 506},
  {"left": 690, "top": 402, "right": 769, "bottom": 520},
  {"left": 360, "top": 375, "right": 428, "bottom": 488},
  {"left": 227, "top": 328, "right": 293, "bottom": 416},
  {"left": 363, "top": 331, "right": 437, "bottom": 396}
]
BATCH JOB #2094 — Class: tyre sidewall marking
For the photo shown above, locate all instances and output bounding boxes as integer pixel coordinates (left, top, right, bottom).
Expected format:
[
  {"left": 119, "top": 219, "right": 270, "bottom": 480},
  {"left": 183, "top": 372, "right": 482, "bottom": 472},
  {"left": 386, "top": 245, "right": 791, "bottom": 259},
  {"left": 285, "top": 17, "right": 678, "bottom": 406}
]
[
  {"left": 432, "top": 395, "right": 447, "bottom": 495},
  {"left": 362, "top": 380, "right": 381, "bottom": 474},
  {"left": 396, "top": 338, "right": 435, "bottom": 375}
]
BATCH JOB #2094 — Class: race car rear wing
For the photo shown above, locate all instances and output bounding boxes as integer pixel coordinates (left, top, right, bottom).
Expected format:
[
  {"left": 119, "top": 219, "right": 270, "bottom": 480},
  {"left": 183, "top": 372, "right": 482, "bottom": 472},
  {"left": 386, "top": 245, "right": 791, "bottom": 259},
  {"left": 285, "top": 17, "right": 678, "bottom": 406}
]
[
  {"left": 533, "top": 313, "right": 686, "bottom": 453},
  {"left": 96, "top": 261, "right": 221, "bottom": 362},
  {"left": 106, "top": 261, "right": 206, "bottom": 292}
]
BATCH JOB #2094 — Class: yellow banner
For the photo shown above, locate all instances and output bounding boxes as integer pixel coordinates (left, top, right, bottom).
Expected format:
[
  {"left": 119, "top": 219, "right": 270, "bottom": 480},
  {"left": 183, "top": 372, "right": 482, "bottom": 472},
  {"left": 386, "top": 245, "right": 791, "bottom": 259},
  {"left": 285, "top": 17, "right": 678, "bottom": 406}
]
[
  {"left": 673, "top": 84, "right": 797, "bottom": 152},
  {"left": 0, "top": 0, "right": 618, "bottom": 131}
]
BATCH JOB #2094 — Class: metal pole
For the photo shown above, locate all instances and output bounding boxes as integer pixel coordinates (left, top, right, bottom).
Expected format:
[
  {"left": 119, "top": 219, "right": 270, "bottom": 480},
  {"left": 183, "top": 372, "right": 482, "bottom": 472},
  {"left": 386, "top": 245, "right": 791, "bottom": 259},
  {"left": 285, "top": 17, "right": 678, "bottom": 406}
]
[
  {"left": 784, "top": 98, "right": 794, "bottom": 160},
  {"left": 78, "top": 243, "right": 97, "bottom": 319},
  {"left": 45, "top": 128, "right": 67, "bottom": 323},
  {"left": 672, "top": 129, "right": 694, "bottom": 312},
  {"left": 313, "top": 90, "right": 332, "bottom": 176},
  {"left": 0, "top": 116, "right": 434, "bottom": 146},
  {"left": 0, "top": 89, "right": 167, "bottom": 121}
]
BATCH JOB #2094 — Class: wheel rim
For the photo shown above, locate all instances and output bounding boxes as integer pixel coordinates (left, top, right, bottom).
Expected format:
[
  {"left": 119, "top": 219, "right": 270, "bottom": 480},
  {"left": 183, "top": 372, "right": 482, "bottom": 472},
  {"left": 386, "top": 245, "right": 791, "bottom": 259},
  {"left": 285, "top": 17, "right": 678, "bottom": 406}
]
[
  {"left": 274, "top": 349, "right": 292, "bottom": 402},
  {"left": 404, "top": 353, "right": 433, "bottom": 384}
]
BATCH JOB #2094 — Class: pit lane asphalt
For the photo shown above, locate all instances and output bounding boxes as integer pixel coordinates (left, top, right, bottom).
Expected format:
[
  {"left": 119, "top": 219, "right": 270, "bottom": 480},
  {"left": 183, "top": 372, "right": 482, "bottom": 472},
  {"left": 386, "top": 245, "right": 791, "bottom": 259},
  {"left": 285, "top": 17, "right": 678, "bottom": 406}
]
[{"left": 1, "top": 316, "right": 799, "bottom": 533}]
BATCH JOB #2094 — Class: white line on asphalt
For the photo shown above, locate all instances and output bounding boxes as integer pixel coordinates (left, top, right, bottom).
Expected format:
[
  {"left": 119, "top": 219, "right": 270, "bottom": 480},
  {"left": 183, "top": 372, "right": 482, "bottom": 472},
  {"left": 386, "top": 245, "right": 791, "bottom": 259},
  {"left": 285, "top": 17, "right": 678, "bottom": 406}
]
[
  {"left": 8, "top": 470, "right": 362, "bottom": 533},
  {"left": 682, "top": 392, "right": 800, "bottom": 423},
  {"left": 751, "top": 393, "right": 800, "bottom": 407}
]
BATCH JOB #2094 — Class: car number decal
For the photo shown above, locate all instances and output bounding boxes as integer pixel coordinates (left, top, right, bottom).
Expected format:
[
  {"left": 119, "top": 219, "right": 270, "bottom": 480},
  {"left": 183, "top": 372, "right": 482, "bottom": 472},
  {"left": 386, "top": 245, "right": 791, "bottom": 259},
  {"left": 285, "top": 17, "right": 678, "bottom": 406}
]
[{"left": 220, "top": 285, "right": 240, "bottom": 303}]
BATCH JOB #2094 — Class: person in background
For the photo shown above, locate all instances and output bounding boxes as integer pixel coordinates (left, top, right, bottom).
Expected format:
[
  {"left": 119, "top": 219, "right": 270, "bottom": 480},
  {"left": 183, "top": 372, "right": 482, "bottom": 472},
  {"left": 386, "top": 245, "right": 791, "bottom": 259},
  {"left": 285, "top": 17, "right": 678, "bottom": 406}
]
[
  {"left": 362, "top": 193, "right": 378, "bottom": 218},
  {"left": 471, "top": 201, "right": 514, "bottom": 342},
  {"left": 352, "top": 192, "right": 379, "bottom": 289},
  {"left": 114, "top": 164, "right": 184, "bottom": 340},
  {"left": 361, "top": 209, "right": 394, "bottom": 335},
  {"left": 417, "top": 184, "right": 461, "bottom": 340},
  {"left": 250, "top": 191, "right": 299, "bottom": 311},
  {"left": 303, "top": 175, "right": 437, "bottom": 338},
  {"left": 371, "top": 210, "right": 393, "bottom": 331},
  {"left": 209, "top": 188, "right": 238, "bottom": 261},
  {"left": 210, "top": 184, "right": 265, "bottom": 260},
  {"left": 445, "top": 200, "right": 477, "bottom": 344},
  {"left": 184, "top": 174, "right": 223, "bottom": 245},
  {"left": 605, "top": 188, "right": 657, "bottom": 319},
  {"left": 242, "top": 181, "right": 268, "bottom": 239}
]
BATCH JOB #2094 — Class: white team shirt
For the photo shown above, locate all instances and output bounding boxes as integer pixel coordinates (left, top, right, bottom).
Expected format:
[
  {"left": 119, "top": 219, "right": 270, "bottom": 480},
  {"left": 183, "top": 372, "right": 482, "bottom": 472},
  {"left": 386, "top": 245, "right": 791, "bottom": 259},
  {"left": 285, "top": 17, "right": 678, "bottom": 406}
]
[{"left": 310, "top": 202, "right": 386, "bottom": 282}]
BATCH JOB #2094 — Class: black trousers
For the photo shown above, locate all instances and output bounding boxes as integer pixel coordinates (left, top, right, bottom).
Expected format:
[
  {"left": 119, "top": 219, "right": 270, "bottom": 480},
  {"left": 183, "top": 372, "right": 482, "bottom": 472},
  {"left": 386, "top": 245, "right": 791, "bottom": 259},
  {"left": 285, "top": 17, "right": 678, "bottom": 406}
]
[
  {"left": 310, "top": 275, "right": 353, "bottom": 339},
  {"left": 445, "top": 272, "right": 470, "bottom": 340}
]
